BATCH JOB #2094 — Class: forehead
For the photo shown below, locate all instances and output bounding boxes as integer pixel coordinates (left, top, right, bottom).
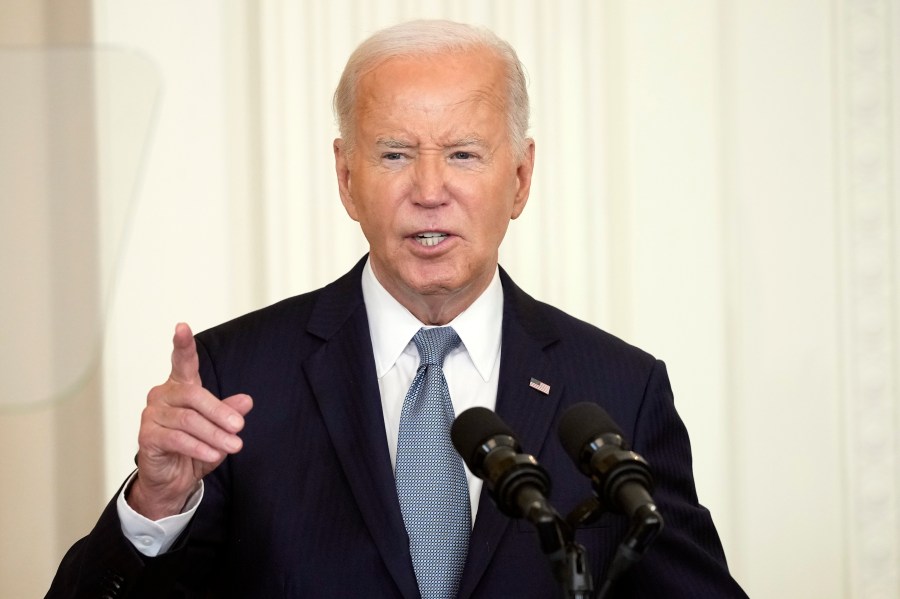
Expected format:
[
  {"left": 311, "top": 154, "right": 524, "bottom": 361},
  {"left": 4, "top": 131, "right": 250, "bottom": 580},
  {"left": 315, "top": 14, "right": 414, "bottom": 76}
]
[{"left": 353, "top": 50, "right": 508, "bottom": 135}]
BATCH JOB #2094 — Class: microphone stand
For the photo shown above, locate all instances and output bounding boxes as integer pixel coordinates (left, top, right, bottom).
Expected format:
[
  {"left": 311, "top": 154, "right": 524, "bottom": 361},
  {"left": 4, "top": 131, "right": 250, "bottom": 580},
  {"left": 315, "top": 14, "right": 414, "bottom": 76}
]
[
  {"left": 514, "top": 467, "right": 664, "bottom": 598},
  {"left": 565, "top": 497, "right": 664, "bottom": 599},
  {"left": 522, "top": 493, "right": 593, "bottom": 599},
  {"left": 597, "top": 503, "right": 664, "bottom": 599},
  {"left": 479, "top": 445, "right": 595, "bottom": 598}
]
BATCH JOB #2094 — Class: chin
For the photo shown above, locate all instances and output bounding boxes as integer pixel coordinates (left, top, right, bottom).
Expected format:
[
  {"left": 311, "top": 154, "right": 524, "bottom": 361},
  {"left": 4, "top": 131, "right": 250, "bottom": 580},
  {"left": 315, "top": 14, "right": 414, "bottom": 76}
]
[
  {"left": 407, "top": 260, "right": 493, "bottom": 295},
  {"left": 405, "top": 276, "right": 461, "bottom": 297}
]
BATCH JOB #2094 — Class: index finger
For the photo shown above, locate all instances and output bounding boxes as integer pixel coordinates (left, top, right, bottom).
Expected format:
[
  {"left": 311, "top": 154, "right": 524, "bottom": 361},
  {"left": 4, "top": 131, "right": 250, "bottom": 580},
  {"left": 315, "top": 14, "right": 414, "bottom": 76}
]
[{"left": 169, "top": 322, "right": 201, "bottom": 385}]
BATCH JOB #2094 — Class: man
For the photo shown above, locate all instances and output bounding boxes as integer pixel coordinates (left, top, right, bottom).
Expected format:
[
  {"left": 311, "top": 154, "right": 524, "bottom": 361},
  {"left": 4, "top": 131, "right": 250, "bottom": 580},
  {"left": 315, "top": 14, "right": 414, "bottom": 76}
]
[{"left": 48, "top": 20, "right": 747, "bottom": 598}]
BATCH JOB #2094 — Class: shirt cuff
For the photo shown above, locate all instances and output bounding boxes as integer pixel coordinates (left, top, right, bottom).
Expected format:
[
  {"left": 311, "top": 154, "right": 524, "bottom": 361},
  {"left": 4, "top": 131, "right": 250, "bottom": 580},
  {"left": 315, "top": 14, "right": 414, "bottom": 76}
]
[{"left": 116, "top": 470, "right": 204, "bottom": 557}]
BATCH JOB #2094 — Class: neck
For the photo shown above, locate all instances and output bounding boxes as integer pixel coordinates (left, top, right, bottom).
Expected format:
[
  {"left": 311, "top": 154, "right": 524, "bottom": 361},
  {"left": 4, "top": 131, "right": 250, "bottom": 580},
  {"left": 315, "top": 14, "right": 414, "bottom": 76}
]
[
  {"left": 403, "top": 293, "right": 479, "bottom": 326},
  {"left": 370, "top": 262, "right": 494, "bottom": 326}
]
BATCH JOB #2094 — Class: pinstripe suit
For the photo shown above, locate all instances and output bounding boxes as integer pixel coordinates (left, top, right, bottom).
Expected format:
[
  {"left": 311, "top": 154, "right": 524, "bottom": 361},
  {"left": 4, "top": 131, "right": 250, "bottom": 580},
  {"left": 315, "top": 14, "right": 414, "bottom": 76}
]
[{"left": 47, "top": 256, "right": 746, "bottom": 598}]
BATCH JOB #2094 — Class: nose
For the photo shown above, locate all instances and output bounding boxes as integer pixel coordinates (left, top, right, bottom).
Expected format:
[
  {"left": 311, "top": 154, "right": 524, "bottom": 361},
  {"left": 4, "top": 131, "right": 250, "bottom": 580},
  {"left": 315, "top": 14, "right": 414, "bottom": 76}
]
[{"left": 412, "top": 154, "right": 447, "bottom": 207}]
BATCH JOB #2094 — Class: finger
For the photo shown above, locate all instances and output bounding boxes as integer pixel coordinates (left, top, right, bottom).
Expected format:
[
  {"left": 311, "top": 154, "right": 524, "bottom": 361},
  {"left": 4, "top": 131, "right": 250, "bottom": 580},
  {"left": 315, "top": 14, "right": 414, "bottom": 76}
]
[
  {"left": 222, "top": 393, "right": 253, "bottom": 419},
  {"left": 141, "top": 394, "right": 245, "bottom": 458},
  {"left": 169, "top": 322, "right": 201, "bottom": 385},
  {"left": 149, "top": 384, "right": 247, "bottom": 435},
  {"left": 140, "top": 422, "right": 230, "bottom": 465},
  {"left": 153, "top": 406, "right": 244, "bottom": 456}
]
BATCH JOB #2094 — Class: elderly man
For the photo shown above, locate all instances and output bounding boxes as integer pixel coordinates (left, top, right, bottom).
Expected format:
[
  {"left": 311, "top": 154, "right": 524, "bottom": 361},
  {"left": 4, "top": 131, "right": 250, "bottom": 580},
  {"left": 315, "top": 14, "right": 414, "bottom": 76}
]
[{"left": 48, "top": 20, "right": 746, "bottom": 598}]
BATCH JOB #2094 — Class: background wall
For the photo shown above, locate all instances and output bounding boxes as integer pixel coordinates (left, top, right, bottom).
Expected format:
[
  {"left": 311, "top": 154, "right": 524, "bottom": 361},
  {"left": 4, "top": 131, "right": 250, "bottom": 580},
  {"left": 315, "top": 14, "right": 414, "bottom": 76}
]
[{"left": 1, "top": 1, "right": 897, "bottom": 598}]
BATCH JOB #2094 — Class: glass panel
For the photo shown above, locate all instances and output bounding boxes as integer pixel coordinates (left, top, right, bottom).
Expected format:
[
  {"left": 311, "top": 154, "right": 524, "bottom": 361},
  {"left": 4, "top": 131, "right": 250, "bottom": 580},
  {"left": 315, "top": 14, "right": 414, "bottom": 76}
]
[{"left": 0, "top": 48, "right": 160, "bottom": 409}]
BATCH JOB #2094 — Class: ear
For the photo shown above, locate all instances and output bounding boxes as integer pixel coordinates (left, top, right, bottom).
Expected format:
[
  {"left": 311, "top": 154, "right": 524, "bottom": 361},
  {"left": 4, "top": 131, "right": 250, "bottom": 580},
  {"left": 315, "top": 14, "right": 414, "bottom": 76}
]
[
  {"left": 510, "top": 139, "right": 535, "bottom": 220},
  {"left": 334, "top": 138, "right": 359, "bottom": 221}
]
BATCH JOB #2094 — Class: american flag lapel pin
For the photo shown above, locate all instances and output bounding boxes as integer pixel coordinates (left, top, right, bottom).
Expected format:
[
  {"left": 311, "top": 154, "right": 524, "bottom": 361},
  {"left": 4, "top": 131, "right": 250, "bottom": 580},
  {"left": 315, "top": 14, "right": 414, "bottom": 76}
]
[{"left": 529, "top": 377, "right": 551, "bottom": 395}]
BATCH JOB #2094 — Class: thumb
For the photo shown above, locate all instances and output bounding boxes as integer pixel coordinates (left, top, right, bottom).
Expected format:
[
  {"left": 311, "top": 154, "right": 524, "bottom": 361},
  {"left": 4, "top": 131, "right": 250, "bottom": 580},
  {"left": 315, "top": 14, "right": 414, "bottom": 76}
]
[{"left": 169, "top": 322, "right": 201, "bottom": 385}]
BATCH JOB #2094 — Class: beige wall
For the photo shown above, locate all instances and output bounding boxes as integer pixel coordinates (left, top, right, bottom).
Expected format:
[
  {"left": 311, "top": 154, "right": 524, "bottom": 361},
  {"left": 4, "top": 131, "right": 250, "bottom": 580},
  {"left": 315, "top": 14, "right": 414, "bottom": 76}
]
[
  {"left": 2, "top": 1, "right": 898, "bottom": 597},
  {"left": 0, "top": 1, "right": 105, "bottom": 597}
]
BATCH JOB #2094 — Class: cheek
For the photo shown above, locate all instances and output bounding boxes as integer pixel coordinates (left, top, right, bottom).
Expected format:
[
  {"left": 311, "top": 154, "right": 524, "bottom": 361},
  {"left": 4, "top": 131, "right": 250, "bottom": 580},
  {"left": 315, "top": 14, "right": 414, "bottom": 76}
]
[
  {"left": 475, "top": 182, "right": 520, "bottom": 222},
  {"left": 355, "top": 185, "right": 403, "bottom": 238}
]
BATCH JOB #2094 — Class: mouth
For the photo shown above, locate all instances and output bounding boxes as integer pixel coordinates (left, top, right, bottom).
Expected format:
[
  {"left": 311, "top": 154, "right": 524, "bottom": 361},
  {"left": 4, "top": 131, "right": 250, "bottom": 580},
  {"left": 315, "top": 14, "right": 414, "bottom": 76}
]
[{"left": 414, "top": 232, "right": 450, "bottom": 247}]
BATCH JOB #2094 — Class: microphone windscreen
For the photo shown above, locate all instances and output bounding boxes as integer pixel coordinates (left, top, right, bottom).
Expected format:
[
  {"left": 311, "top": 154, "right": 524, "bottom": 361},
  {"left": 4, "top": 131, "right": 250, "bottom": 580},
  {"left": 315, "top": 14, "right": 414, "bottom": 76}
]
[
  {"left": 451, "top": 407, "right": 514, "bottom": 471},
  {"left": 558, "top": 402, "right": 624, "bottom": 460}
]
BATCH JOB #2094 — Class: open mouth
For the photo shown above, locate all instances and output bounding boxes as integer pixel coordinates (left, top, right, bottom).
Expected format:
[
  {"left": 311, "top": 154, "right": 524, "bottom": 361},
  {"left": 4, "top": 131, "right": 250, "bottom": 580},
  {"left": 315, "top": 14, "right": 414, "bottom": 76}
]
[{"left": 414, "top": 232, "right": 449, "bottom": 247}]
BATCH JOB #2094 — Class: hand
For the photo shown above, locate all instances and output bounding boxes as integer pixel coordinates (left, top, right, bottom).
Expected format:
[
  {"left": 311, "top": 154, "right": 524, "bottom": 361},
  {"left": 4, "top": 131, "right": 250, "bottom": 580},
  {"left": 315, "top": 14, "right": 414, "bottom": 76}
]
[{"left": 128, "top": 323, "right": 253, "bottom": 520}]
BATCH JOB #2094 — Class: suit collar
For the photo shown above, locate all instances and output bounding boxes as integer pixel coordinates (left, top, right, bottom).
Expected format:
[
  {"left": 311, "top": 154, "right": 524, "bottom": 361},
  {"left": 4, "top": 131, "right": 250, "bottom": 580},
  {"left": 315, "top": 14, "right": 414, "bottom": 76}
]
[{"left": 305, "top": 255, "right": 369, "bottom": 341}]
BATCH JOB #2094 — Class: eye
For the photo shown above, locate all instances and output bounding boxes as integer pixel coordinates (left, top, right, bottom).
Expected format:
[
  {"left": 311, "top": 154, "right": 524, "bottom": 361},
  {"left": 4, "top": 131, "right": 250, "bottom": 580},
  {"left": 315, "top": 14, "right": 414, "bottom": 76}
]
[
  {"left": 382, "top": 152, "right": 404, "bottom": 161},
  {"left": 451, "top": 151, "right": 475, "bottom": 160}
]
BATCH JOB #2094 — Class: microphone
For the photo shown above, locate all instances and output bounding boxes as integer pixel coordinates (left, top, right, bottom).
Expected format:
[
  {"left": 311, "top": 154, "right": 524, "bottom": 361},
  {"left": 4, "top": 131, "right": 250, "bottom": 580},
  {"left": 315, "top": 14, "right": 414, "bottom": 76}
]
[
  {"left": 558, "top": 402, "right": 662, "bottom": 524},
  {"left": 451, "top": 407, "right": 555, "bottom": 524},
  {"left": 559, "top": 403, "right": 664, "bottom": 597}
]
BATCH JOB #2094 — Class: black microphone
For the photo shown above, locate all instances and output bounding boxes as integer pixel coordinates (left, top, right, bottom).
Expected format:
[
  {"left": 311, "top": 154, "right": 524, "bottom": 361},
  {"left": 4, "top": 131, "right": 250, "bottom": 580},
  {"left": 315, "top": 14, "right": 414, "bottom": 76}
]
[
  {"left": 559, "top": 402, "right": 664, "bottom": 597},
  {"left": 558, "top": 402, "right": 664, "bottom": 544},
  {"left": 451, "top": 407, "right": 556, "bottom": 525}
]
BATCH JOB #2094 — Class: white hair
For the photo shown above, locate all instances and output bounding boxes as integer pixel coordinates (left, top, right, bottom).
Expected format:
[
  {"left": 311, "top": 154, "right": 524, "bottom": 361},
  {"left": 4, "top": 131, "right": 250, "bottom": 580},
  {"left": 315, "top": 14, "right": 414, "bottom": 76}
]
[{"left": 333, "top": 19, "right": 530, "bottom": 159}]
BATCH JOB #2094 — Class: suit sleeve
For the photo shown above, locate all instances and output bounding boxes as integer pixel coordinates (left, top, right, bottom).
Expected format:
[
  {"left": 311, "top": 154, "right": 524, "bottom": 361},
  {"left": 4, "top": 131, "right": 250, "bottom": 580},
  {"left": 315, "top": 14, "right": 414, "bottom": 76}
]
[
  {"left": 44, "top": 480, "right": 213, "bottom": 598},
  {"left": 614, "top": 360, "right": 748, "bottom": 598}
]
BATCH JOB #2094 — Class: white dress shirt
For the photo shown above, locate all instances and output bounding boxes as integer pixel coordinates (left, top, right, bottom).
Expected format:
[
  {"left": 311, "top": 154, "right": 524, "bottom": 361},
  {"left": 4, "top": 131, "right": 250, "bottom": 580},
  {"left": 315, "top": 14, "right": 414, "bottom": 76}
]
[{"left": 118, "top": 258, "right": 503, "bottom": 556}]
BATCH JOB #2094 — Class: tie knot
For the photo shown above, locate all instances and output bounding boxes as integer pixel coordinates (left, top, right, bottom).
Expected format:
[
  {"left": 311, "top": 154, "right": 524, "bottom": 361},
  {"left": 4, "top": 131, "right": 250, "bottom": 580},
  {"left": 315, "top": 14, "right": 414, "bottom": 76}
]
[{"left": 413, "top": 327, "right": 461, "bottom": 367}]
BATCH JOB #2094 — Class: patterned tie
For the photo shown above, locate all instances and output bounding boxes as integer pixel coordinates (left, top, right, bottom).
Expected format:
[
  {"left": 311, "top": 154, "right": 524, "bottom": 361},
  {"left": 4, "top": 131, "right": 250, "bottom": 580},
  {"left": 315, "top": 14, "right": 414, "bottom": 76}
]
[{"left": 395, "top": 326, "right": 470, "bottom": 598}]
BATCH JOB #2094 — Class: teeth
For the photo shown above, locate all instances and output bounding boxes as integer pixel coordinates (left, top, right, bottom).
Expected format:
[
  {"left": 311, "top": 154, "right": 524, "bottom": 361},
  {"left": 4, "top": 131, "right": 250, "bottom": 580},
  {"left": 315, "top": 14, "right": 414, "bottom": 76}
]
[{"left": 416, "top": 232, "right": 448, "bottom": 247}]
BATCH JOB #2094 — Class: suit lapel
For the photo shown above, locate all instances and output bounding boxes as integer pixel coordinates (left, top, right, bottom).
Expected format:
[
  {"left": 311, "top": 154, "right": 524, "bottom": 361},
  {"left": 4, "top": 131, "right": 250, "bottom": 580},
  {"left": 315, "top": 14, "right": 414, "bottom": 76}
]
[
  {"left": 302, "top": 259, "right": 419, "bottom": 599},
  {"left": 458, "top": 268, "right": 564, "bottom": 598}
]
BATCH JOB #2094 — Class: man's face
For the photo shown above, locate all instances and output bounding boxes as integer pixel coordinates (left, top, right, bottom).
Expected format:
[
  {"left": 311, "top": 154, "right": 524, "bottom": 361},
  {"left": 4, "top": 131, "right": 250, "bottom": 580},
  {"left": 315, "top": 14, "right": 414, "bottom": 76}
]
[{"left": 334, "top": 49, "right": 535, "bottom": 323}]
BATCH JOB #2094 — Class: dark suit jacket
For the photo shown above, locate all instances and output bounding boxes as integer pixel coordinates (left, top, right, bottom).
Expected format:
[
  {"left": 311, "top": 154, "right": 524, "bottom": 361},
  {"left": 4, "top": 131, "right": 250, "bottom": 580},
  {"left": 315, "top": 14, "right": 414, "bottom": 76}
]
[{"left": 48, "top": 257, "right": 747, "bottom": 598}]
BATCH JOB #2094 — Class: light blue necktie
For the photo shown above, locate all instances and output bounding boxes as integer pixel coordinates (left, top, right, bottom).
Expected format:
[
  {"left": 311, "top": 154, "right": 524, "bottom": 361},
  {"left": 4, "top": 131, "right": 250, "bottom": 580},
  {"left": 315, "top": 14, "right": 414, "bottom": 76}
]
[{"left": 395, "top": 326, "right": 470, "bottom": 599}]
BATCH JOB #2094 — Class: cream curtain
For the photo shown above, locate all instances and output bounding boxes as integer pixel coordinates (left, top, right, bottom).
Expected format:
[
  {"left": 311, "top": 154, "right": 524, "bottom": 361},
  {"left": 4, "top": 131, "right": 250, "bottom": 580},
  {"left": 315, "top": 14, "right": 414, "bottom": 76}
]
[{"left": 1, "top": 1, "right": 897, "bottom": 597}]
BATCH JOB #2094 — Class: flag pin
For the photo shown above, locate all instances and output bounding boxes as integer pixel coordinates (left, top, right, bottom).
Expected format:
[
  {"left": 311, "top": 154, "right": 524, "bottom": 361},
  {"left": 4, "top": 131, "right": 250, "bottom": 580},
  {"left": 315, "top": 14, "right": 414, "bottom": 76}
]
[{"left": 529, "top": 377, "right": 551, "bottom": 395}]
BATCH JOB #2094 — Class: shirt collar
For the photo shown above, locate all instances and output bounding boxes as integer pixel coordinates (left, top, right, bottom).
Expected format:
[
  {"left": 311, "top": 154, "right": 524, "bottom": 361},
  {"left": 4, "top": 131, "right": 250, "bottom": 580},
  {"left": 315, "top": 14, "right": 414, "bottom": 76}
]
[{"left": 361, "top": 257, "right": 503, "bottom": 381}]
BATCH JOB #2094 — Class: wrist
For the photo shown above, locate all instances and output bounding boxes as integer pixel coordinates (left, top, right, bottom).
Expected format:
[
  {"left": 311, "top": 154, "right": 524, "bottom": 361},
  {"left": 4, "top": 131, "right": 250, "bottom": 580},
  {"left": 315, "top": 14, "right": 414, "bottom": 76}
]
[{"left": 126, "top": 473, "right": 196, "bottom": 521}]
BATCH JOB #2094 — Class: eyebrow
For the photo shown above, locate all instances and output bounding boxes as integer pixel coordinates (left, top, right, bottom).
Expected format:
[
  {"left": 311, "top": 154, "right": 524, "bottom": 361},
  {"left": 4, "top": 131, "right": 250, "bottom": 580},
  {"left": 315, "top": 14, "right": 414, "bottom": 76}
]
[
  {"left": 449, "top": 136, "right": 486, "bottom": 147},
  {"left": 376, "top": 137, "right": 414, "bottom": 149},
  {"left": 374, "top": 136, "right": 487, "bottom": 149}
]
